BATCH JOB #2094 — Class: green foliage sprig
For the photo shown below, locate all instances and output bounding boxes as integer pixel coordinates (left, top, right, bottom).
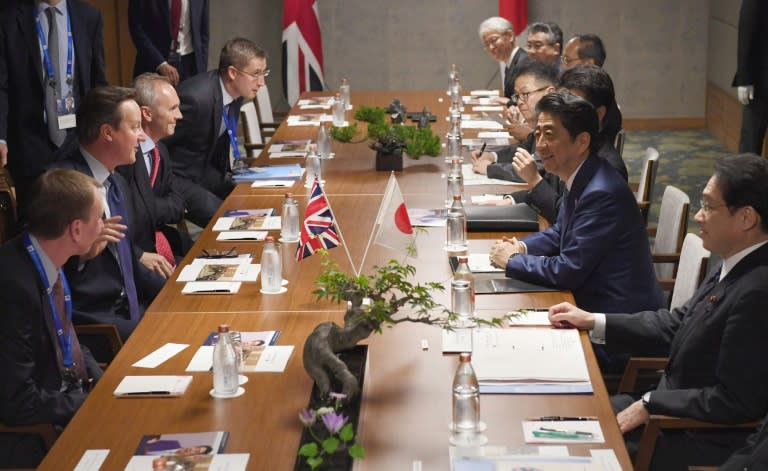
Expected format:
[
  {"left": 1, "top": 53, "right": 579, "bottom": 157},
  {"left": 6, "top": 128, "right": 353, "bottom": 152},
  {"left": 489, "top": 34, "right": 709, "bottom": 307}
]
[{"left": 328, "top": 123, "right": 361, "bottom": 143}]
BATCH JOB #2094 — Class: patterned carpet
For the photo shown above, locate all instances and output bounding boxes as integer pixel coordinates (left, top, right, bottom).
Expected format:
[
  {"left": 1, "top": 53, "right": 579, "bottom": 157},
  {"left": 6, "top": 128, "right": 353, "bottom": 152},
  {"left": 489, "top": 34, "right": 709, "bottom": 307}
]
[{"left": 622, "top": 129, "right": 731, "bottom": 232}]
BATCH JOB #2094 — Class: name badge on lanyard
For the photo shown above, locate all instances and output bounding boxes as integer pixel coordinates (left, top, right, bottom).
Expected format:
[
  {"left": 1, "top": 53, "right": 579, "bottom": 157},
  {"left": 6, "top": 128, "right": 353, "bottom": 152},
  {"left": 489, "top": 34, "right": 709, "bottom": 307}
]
[{"left": 35, "top": 8, "right": 77, "bottom": 130}]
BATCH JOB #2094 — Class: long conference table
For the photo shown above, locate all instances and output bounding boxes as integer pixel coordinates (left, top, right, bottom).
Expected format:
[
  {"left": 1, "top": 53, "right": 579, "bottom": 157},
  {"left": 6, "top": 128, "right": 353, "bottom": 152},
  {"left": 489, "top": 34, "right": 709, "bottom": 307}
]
[{"left": 37, "top": 91, "right": 632, "bottom": 470}]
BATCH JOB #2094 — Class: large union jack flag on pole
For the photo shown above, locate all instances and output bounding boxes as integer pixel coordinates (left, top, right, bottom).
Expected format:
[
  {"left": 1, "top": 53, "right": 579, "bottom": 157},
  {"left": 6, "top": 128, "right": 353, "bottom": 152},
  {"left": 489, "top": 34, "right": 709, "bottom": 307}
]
[
  {"left": 282, "top": 0, "right": 325, "bottom": 106},
  {"left": 296, "top": 178, "right": 340, "bottom": 261}
]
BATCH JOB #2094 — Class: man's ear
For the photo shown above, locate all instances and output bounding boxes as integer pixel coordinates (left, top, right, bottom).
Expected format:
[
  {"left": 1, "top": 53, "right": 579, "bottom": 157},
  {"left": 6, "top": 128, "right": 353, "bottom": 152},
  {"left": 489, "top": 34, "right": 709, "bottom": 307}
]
[
  {"left": 575, "top": 131, "right": 591, "bottom": 154},
  {"left": 140, "top": 105, "right": 152, "bottom": 123},
  {"left": 100, "top": 123, "right": 113, "bottom": 142}
]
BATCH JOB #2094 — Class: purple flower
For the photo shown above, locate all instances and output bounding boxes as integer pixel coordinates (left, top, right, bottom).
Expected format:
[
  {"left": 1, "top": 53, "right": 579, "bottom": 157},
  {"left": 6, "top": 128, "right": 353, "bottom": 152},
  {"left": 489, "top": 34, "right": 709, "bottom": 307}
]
[
  {"left": 321, "top": 412, "right": 349, "bottom": 434},
  {"left": 299, "top": 408, "right": 316, "bottom": 426},
  {"left": 329, "top": 392, "right": 347, "bottom": 400}
]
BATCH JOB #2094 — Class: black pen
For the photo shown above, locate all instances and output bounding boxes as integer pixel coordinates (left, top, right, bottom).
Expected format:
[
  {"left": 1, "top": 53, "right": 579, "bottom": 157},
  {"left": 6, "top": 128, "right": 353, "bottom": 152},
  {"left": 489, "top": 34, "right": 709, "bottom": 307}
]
[
  {"left": 531, "top": 416, "right": 598, "bottom": 421},
  {"left": 122, "top": 391, "right": 171, "bottom": 396},
  {"left": 478, "top": 142, "right": 487, "bottom": 156},
  {"left": 193, "top": 289, "right": 231, "bottom": 293}
]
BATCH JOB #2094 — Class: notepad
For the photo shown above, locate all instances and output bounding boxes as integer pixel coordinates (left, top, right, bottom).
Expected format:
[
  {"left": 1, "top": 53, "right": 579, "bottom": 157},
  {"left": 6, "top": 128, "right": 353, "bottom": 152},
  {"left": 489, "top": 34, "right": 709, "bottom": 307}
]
[
  {"left": 113, "top": 375, "right": 193, "bottom": 397},
  {"left": 230, "top": 164, "right": 304, "bottom": 181},
  {"left": 523, "top": 420, "right": 605, "bottom": 444},
  {"left": 181, "top": 281, "right": 241, "bottom": 294}
]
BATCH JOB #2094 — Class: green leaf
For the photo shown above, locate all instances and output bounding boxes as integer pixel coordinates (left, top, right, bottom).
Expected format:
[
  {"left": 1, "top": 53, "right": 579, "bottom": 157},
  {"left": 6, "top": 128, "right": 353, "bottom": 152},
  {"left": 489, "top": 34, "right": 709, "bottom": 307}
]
[
  {"left": 339, "top": 423, "right": 354, "bottom": 441},
  {"left": 298, "top": 442, "right": 319, "bottom": 457},
  {"left": 348, "top": 442, "right": 366, "bottom": 459},
  {"left": 322, "top": 436, "right": 340, "bottom": 454},
  {"left": 306, "top": 455, "right": 324, "bottom": 469}
]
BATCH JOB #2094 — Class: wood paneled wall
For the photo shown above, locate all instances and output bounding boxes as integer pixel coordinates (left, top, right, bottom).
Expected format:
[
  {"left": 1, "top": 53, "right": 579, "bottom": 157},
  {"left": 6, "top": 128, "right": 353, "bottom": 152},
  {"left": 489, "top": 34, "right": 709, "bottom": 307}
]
[{"left": 85, "top": 0, "right": 135, "bottom": 86}]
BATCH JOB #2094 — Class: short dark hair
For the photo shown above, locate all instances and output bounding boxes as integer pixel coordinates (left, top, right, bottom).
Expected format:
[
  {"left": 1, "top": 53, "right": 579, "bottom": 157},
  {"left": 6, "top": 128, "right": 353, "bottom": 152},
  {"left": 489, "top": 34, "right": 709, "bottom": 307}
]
[
  {"left": 557, "top": 64, "right": 616, "bottom": 111},
  {"left": 712, "top": 154, "right": 768, "bottom": 232},
  {"left": 529, "top": 22, "right": 562, "bottom": 52},
  {"left": 535, "top": 91, "right": 599, "bottom": 154},
  {"left": 572, "top": 34, "right": 606, "bottom": 67},
  {"left": 512, "top": 60, "right": 560, "bottom": 89},
  {"left": 27, "top": 169, "right": 101, "bottom": 239},
  {"left": 218, "top": 37, "right": 266, "bottom": 75},
  {"left": 132, "top": 73, "right": 172, "bottom": 107},
  {"left": 76, "top": 86, "right": 137, "bottom": 144}
]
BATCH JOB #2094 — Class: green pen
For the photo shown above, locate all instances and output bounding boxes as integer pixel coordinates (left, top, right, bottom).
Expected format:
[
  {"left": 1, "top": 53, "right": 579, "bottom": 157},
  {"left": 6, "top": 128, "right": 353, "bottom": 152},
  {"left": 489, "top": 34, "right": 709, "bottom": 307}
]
[{"left": 532, "top": 427, "right": 593, "bottom": 440}]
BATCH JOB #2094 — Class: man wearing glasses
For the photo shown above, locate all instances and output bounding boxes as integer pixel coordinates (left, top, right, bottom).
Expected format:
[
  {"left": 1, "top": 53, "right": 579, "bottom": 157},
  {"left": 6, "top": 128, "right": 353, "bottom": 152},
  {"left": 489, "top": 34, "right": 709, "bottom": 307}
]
[
  {"left": 548, "top": 154, "right": 768, "bottom": 470},
  {"left": 477, "top": 17, "right": 528, "bottom": 100},
  {"left": 165, "top": 37, "right": 268, "bottom": 227},
  {"left": 526, "top": 22, "right": 563, "bottom": 66}
]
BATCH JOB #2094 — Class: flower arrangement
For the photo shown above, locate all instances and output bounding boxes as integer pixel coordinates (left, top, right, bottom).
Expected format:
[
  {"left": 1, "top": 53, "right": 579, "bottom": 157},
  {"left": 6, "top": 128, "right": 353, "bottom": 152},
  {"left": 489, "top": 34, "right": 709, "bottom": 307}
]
[{"left": 298, "top": 392, "right": 365, "bottom": 470}]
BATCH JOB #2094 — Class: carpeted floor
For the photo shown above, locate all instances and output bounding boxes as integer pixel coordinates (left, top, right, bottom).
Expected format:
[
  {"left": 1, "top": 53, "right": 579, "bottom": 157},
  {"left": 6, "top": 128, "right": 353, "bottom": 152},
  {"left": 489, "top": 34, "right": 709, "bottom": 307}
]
[{"left": 622, "top": 129, "right": 732, "bottom": 232}]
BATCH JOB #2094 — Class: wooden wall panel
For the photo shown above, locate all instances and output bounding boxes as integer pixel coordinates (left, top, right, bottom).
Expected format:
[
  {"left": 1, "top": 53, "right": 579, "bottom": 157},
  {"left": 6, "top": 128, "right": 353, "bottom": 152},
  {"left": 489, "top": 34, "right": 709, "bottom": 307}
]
[
  {"left": 84, "top": 0, "right": 136, "bottom": 86},
  {"left": 706, "top": 81, "right": 768, "bottom": 156}
]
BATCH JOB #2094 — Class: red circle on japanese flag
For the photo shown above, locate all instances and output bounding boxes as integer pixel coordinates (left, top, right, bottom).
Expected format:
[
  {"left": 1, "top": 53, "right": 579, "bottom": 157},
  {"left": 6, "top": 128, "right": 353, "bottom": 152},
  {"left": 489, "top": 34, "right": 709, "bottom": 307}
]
[{"left": 395, "top": 203, "right": 413, "bottom": 234}]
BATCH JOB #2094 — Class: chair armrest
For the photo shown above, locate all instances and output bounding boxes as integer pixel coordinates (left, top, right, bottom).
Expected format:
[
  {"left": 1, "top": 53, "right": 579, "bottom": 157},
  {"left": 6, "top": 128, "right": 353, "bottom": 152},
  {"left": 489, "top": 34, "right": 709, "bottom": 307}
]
[
  {"left": 657, "top": 278, "right": 675, "bottom": 291},
  {"left": 646, "top": 225, "right": 658, "bottom": 237},
  {"left": 635, "top": 416, "right": 760, "bottom": 471},
  {"left": 0, "top": 422, "right": 59, "bottom": 449},
  {"left": 244, "top": 143, "right": 265, "bottom": 151},
  {"left": 74, "top": 324, "right": 123, "bottom": 368},
  {"left": 652, "top": 252, "right": 681, "bottom": 263},
  {"left": 616, "top": 357, "right": 668, "bottom": 393}
]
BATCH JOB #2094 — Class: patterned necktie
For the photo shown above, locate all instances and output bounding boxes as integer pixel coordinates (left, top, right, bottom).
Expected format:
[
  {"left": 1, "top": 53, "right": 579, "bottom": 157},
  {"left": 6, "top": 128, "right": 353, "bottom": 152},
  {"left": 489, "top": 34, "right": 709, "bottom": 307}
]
[
  {"left": 106, "top": 175, "right": 140, "bottom": 320},
  {"left": 52, "top": 275, "right": 87, "bottom": 384},
  {"left": 150, "top": 147, "right": 176, "bottom": 267},
  {"left": 44, "top": 7, "right": 66, "bottom": 146}
]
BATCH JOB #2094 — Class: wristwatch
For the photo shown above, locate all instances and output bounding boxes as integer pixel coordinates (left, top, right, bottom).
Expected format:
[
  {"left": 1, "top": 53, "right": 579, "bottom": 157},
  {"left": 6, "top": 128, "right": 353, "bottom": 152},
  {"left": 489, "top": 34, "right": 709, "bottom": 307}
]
[
  {"left": 508, "top": 252, "right": 519, "bottom": 263},
  {"left": 641, "top": 391, "right": 652, "bottom": 410}
]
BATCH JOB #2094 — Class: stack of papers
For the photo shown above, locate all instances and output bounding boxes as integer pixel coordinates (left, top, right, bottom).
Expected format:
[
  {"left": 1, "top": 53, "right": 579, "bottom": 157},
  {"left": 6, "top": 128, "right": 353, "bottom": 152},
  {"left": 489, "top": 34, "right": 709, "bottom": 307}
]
[
  {"left": 178, "top": 256, "right": 258, "bottom": 294},
  {"left": 268, "top": 140, "right": 312, "bottom": 158},
  {"left": 297, "top": 97, "right": 334, "bottom": 109},
  {"left": 466, "top": 253, "right": 503, "bottom": 273},
  {"left": 461, "top": 164, "right": 519, "bottom": 186},
  {"left": 231, "top": 164, "right": 304, "bottom": 182},
  {"left": 114, "top": 375, "right": 193, "bottom": 397},
  {"left": 471, "top": 328, "right": 592, "bottom": 394},
  {"left": 407, "top": 208, "right": 447, "bottom": 227},
  {"left": 286, "top": 114, "right": 332, "bottom": 126},
  {"left": 212, "top": 208, "right": 280, "bottom": 241}
]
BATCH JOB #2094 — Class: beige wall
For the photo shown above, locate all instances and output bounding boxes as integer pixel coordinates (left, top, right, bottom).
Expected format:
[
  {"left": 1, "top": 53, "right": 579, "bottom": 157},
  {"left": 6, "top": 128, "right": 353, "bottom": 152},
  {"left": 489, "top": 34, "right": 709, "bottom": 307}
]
[
  {"left": 210, "top": 0, "right": 711, "bottom": 119},
  {"left": 707, "top": 0, "right": 738, "bottom": 97}
]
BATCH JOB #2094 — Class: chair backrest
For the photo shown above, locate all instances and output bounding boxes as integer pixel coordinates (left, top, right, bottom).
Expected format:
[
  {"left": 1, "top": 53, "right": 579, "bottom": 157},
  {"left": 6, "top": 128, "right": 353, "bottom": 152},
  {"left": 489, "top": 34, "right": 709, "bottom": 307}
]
[
  {"left": 256, "top": 85, "right": 276, "bottom": 124},
  {"left": 614, "top": 129, "right": 625, "bottom": 158},
  {"left": 653, "top": 185, "right": 690, "bottom": 279},
  {"left": 239, "top": 100, "right": 264, "bottom": 157},
  {"left": 636, "top": 147, "right": 659, "bottom": 204},
  {"left": 670, "top": 233, "right": 710, "bottom": 310}
]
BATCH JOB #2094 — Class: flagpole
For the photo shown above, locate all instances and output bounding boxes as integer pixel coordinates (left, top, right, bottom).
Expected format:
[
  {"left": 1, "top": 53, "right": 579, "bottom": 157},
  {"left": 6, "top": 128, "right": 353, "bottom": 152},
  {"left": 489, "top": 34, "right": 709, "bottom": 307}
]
[
  {"left": 358, "top": 172, "right": 396, "bottom": 275},
  {"left": 318, "top": 181, "right": 358, "bottom": 276}
]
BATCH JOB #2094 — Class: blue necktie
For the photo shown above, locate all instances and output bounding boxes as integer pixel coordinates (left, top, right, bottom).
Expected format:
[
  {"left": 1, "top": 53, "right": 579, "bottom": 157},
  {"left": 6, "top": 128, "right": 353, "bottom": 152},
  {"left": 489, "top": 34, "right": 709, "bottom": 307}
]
[{"left": 106, "top": 175, "right": 140, "bottom": 320}]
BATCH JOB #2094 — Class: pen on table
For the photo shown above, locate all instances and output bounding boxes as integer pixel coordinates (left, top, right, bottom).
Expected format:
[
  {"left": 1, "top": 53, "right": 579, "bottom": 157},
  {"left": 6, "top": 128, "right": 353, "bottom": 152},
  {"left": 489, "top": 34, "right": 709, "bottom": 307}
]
[
  {"left": 539, "top": 427, "right": 593, "bottom": 437},
  {"left": 122, "top": 391, "right": 171, "bottom": 396},
  {"left": 532, "top": 429, "right": 590, "bottom": 440},
  {"left": 529, "top": 416, "right": 598, "bottom": 421},
  {"left": 193, "top": 289, "right": 231, "bottom": 293}
]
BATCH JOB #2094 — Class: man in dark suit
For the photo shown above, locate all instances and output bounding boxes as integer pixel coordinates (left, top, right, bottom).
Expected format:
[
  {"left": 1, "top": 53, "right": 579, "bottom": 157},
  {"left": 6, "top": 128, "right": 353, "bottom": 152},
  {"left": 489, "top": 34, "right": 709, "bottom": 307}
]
[
  {"left": 478, "top": 16, "right": 528, "bottom": 100},
  {"left": 719, "top": 417, "right": 768, "bottom": 471},
  {"left": 164, "top": 37, "right": 267, "bottom": 227},
  {"left": 54, "top": 86, "right": 162, "bottom": 342},
  {"left": 128, "top": 0, "right": 209, "bottom": 85},
  {"left": 732, "top": 0, "right": 768, "bottom": 155},
  {"left": 489, "top": 92, "right": 663, "bottom": 315},
  {"left": 0, "top": 169, "right": 104, "bottom": 467},
  {"left": 549, "top": 154, "right": 768, "bottom": 470},
  {"left": 117, "top": 73, "right": 186, "bottom": 279},
  {"left": 0, "top": 0, "right": 107, "bottom": 211}
]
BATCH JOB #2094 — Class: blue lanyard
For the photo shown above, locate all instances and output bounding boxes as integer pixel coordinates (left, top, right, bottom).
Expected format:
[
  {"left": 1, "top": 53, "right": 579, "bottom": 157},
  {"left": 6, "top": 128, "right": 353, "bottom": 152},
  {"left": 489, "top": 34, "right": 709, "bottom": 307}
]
[
  {"left": 34, "top": 7, "right": 74, "bottom": 96},
  {"left": 221, "top": 106, "right": 242, "bottom": 160},
  {"left": 23, "top": 232, "right": 74, "bottom": 368}
]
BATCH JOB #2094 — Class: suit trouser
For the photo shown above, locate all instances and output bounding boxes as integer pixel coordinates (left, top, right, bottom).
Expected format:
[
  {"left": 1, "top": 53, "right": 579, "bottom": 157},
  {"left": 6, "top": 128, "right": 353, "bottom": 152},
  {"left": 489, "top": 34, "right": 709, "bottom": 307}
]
[{"left": 739, "top": 93, "right": 768, "bottom": 155}]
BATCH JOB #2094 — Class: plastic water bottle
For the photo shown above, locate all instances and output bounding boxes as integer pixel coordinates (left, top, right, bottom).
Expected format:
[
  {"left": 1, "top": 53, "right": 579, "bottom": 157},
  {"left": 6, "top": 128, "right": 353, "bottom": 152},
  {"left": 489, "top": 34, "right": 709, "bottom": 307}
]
[
  {"left": 332, "top": 92, "right": 345, "bottom": 126},
  {"left": 448, "top": 63, "right": 457, "bottom": 94},
  {"left": 453, "top": 352, "right": 480, "bottom": 432},
  {"left": 213, "top": 324, "right": 238, "bottom": 396},
  {"left": 340, "top": 78, "right": 351, "bottom": 108},
  {"left": 305, "top": 151, "right": 321, "bottom": 187},
  {"left": 281, "top": 193, "right": 299, "bottom": 242},
  {"left": 445, "top": 133, "right": 461, "bottom": 163},
  {"left": 445, "top": 158, "right": 464, "bottom": 206},
  {"left": 317, "top": 123, "right": 331, "bottom": 158},
  {"left": 450, "top": 75, "right": 461, "bottom": 109},
  {"left": 446, "top": 195, "right": 467, "bottom": 251},
  {"left": 260, "top": 236, "right": 282, "bottom": 293},
  {"left": 454, "top": 256, "right": 475, "bottom": 318}
]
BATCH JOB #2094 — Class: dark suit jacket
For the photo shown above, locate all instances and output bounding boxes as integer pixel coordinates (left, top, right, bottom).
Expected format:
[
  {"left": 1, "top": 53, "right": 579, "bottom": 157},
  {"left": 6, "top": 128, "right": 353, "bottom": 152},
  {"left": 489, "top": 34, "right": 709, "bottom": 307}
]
[
  {"left": 720, "top": 417, "right": 768, "bottom": 471},
  {"left": 128, "top": 0, "right": 209, "bottom": 77},
  {"left": 51, "top": 150, "right": 161, "bottom": 339},
  {"left": 0, "top": 0, "right": 107, "bottom": 183},
  {"left": 503, "top": 48, "right": 528, "bottom": 99},
  {"left": 164, "top": 70, "right": 240, "bottom": 193},
  {"left": 116, "top": 142, "right": 185, "bottom": 256},
  {"left": 0, "top": 235, "right": 101, "bottom": 426},
  {"left": 732, "top": 0, "right": 768, "bottom": 95},
  {"left": 607, "top": 243, "right": 768, "bottom": 425},
  {"left": 506, "top": 155, "right": 664, "bottom": 313}
]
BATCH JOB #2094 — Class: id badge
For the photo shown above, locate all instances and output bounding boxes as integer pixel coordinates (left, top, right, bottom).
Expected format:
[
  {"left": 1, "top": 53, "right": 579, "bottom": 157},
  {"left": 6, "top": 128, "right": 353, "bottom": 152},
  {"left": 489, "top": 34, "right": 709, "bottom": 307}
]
[
  {"left": 60, "top": 366, "right": 83, "bottom": 393},
  {"left": 56, "top": 96, "right": 77, "bottom": 129}
]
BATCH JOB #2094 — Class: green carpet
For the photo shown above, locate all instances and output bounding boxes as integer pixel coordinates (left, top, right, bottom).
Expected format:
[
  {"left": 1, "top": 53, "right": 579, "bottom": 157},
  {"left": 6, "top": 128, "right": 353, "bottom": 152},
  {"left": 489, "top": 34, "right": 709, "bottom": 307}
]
[{"left": 622, "top": 129, "right": 731, "bottom": 232}]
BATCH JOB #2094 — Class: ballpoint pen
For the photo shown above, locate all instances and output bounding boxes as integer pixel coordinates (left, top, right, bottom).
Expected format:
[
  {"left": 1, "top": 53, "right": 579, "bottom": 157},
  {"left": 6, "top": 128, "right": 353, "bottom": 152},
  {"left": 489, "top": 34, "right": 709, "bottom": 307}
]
[
  {"left": 531, "top": 416, "right": 598, "bottom": 421},
  {"left": 532, "top": 429, "right": 591, "bottom": 440},
  {"left": 478, "top": 142, "right": 487, "bottom": 156},
  {"left": 539, "top": 427, "right": 593, "bottom": 436}
]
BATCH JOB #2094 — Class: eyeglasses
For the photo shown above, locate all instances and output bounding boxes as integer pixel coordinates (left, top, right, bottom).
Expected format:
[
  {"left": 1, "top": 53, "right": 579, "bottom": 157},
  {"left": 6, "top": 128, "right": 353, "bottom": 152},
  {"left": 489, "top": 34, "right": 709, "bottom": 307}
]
[
  {"left": 698, "top": 199, "right": 729, "bottom": 214},
  {"left": 526, "top": 41, "right": 552, "bottom": 51},
  {"left": 200, "top": 247, "right": 239, "bottom": 259},
  {"left": 511, "top": 86, "right": 549, "bottom": 106},
  {"left": 483, "top": 35, "right": 504, "bottom": 49},
  {"left": 234, "top": 67, "right": 270, "bottom": 80}
]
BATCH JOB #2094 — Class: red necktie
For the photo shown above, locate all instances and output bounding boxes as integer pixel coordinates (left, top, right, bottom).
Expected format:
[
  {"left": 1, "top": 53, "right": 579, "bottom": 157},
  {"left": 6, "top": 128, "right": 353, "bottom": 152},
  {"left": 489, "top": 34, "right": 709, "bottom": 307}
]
[
  {"left": 170, "top": 0, "right": 182, "bottom": 49},
  {"left": 151, "top": 147, "right": 176, "bottom": 267}
]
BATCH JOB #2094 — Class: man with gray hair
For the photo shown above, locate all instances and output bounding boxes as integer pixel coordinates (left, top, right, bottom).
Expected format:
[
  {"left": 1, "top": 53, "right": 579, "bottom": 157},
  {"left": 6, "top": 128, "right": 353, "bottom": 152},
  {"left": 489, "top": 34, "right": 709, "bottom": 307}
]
[
  {"left": 165, "top": 37, "right": 268, "bottom": 226},
  {"left": 526, "top": 21, "right": 563, "bottom": 65},
  {"left": 478, "top": 16, "right": 528, "bottom": 100}
]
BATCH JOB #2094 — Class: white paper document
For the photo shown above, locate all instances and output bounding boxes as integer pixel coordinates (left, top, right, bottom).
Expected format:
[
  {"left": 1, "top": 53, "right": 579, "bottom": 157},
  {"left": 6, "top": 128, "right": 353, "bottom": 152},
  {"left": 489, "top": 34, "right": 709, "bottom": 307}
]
[
  {"left": 472, "top": 105, "right": 505, "bottom": 112},
  {"left": 472, "top": 328, "right": 590, "bottom": 382},
  {"left": 461, "top": 120, "right": 504, "bottom": 130},
  {"left": 470, "top": 194, "right": 513, "bottom": 205},
  {"left": 462, "top": 138, "right": 510, "bottom": 147},
  {"left": 522, "top": 420, "right": 605, "bottom": 444},
  {"left": 181, "top": 281, "right": 241, "bottom": 294},
  {"left": 186, "top": 345, "right": 292, "bottom": 373},
  {"left": 469, "top": 90, "right": 500, "bottom": 96},
  {"left": 132, "top": 343, "right": 189, "bottom": 368},
  {"left": 478, "top": 131, "right": 511, "bottom": 139},
  {"left": 73, "top": 449, "right": 109, "bottom": 471},
  {"left": 124, "top": 453, "right": 250, "bottom": 471},
  {"left": 177, "top": 260, "right": 259, "bottom": 283},
  {"left": 215, "top": 231, "right": 268, "bottom": 241},
  {"left": 461, "top": 164, "right": 520, "bottom": 186},
  {"left": 253, "top": 345, "right": 294, "bottom": 372},
  {"left": 297, "top": 97, "right": 333, "bottom": 108},
  {"left": 507, "top": 309, "right": 552, "bottom": 326},
  {"left": 466, "top": 253, "right": 504, "bottom": 273},
  {"left": 590, "top": 449, "right": 622, "bottom": 471},
  {"left": 213, "top": 215, "right": 280, "bottom": 232},
  {"left": 113, "top": 375, "right": 193, "bottom": 397},
  {"left": 250, "top": 179, "right": 296, "bottom": 187}
]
